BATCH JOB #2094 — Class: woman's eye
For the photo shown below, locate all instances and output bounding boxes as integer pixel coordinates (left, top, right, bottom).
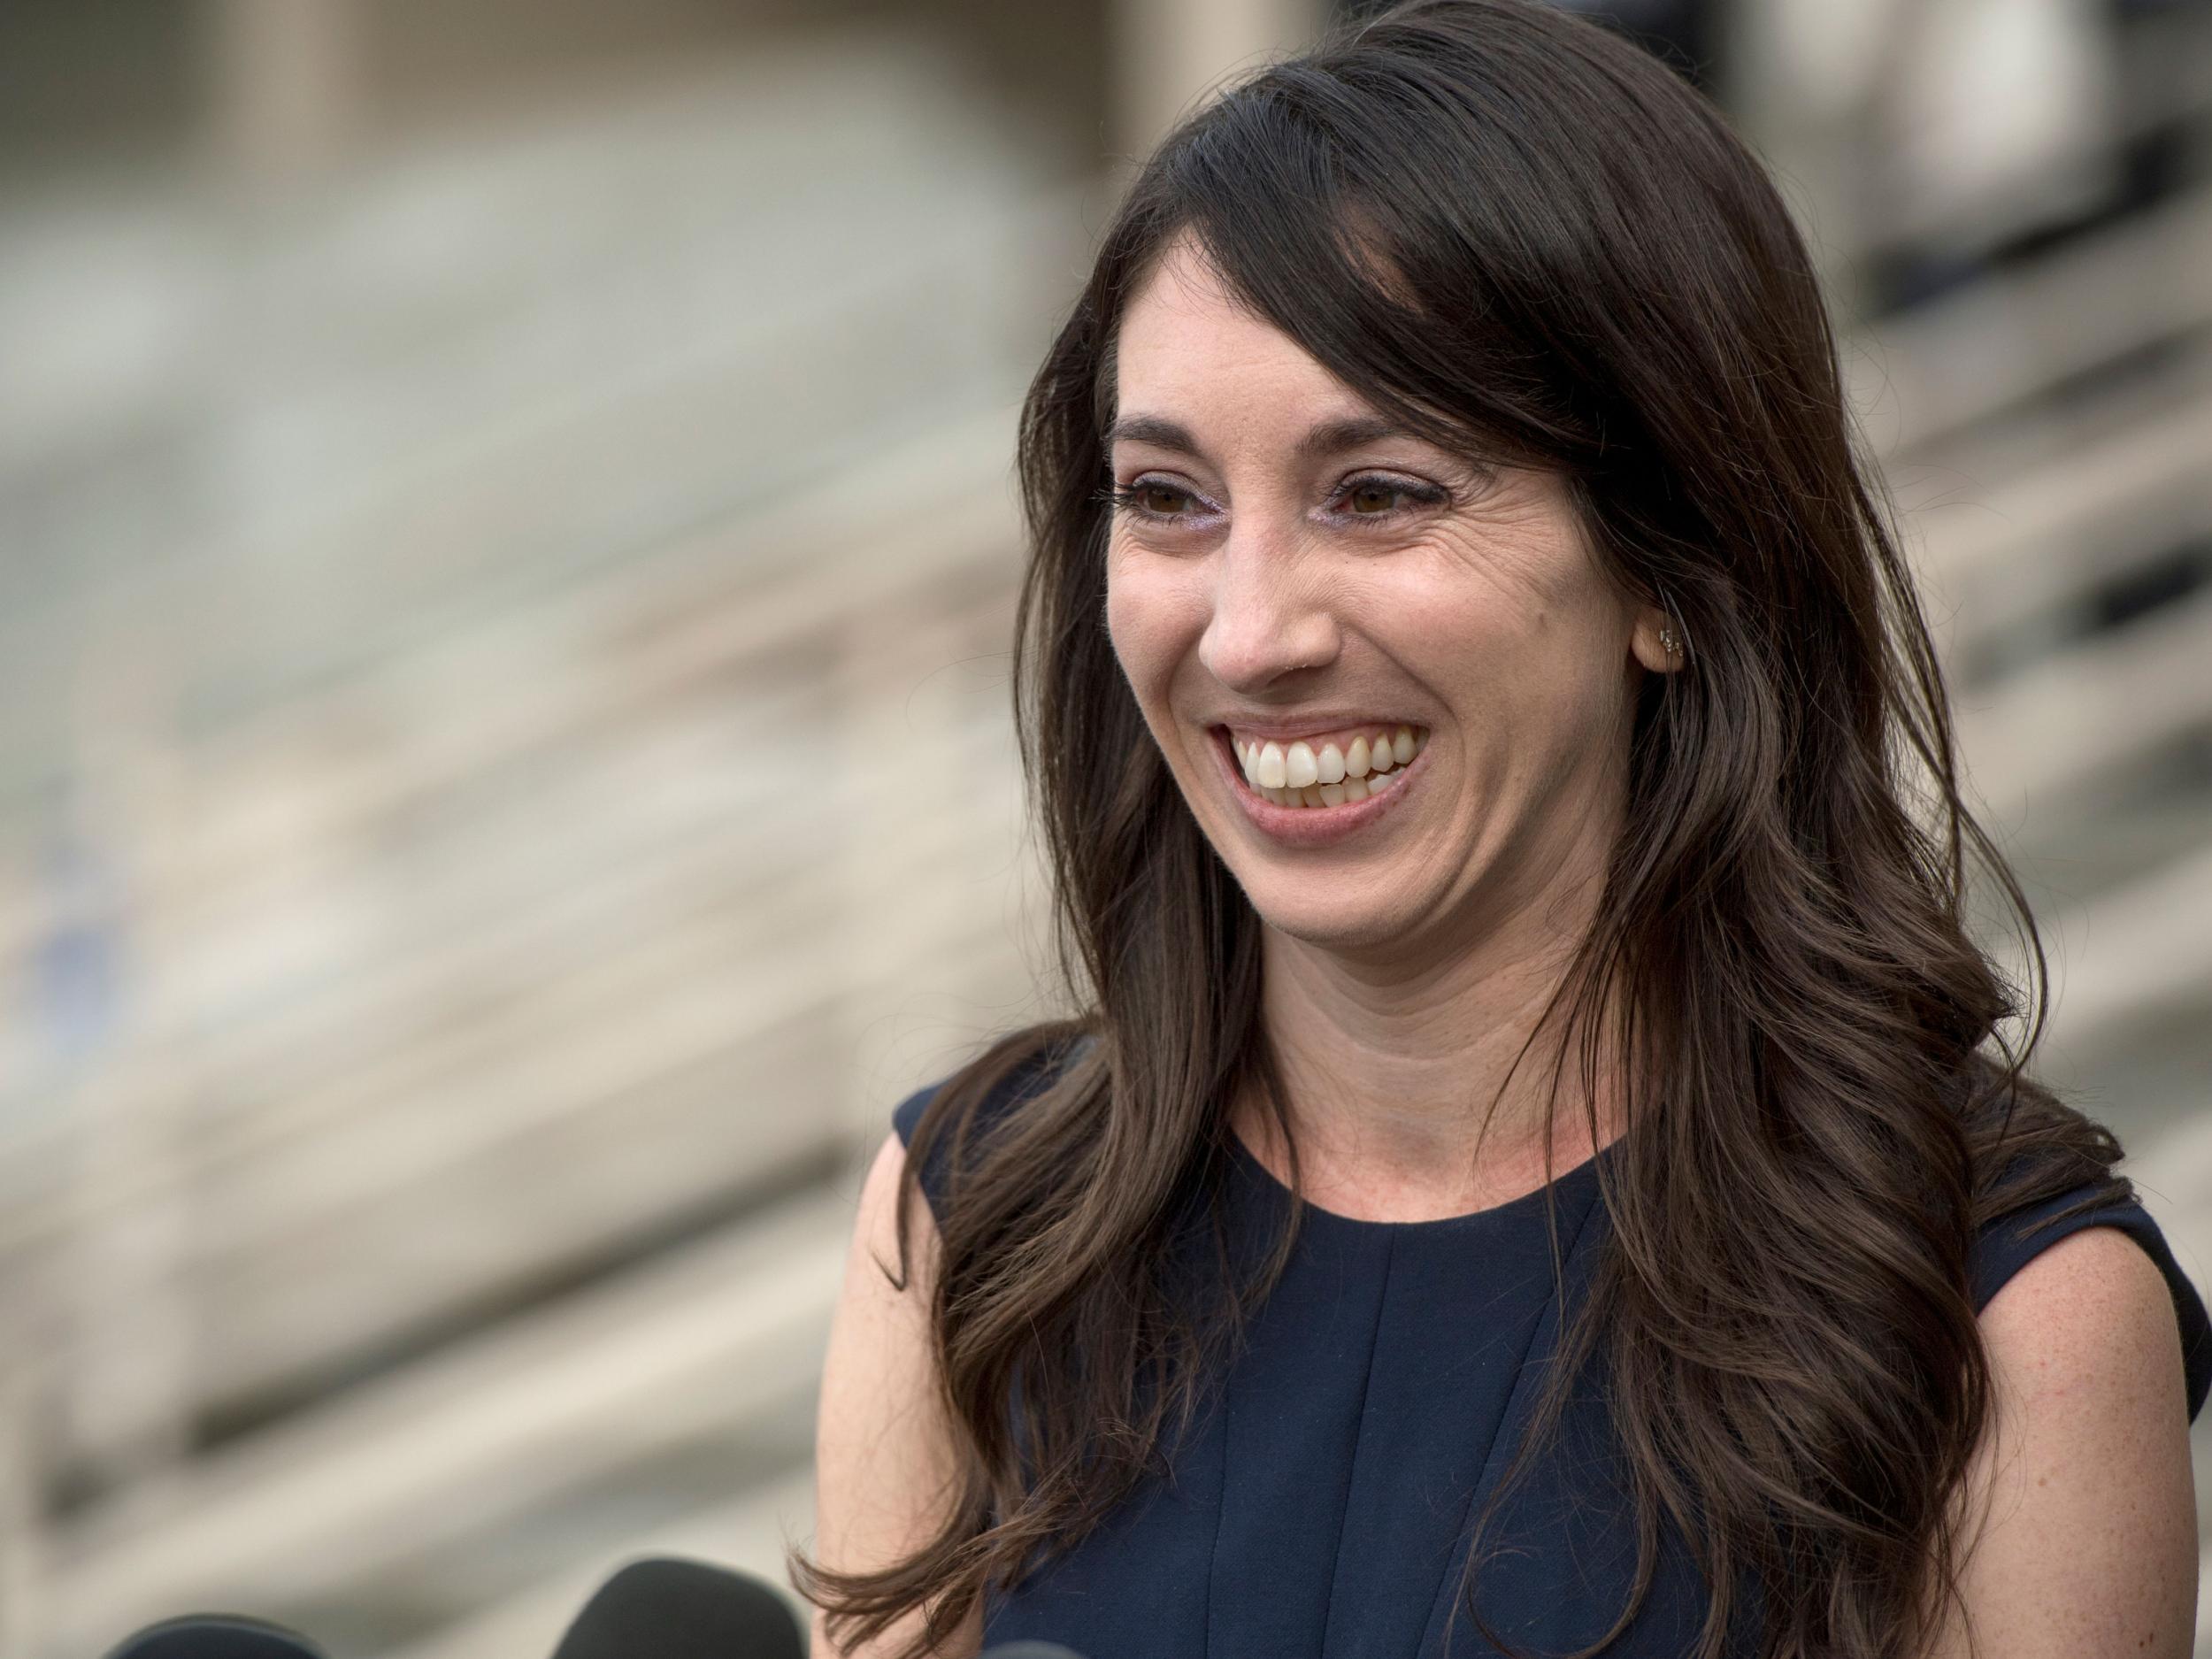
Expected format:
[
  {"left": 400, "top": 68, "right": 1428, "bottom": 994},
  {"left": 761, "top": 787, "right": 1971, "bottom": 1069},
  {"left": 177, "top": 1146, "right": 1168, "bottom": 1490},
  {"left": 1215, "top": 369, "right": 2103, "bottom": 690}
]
[
  {"left": 1339, "top": 477, "right": 1444, "bottom": 518},
  {"left": 1107, "top": 480, "right": 1203, "bottom": 520},
  {"left": 1106, "top": 474, "right": 1447, "bottom": 525}
]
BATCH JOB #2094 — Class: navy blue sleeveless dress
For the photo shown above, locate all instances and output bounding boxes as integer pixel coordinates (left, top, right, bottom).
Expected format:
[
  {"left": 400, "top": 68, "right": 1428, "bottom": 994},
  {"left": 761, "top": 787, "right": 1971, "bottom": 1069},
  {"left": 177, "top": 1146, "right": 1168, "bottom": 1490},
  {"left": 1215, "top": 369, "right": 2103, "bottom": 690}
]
[{"left": 891, "top": 1072, "right": 2212, "bottom": 1659}]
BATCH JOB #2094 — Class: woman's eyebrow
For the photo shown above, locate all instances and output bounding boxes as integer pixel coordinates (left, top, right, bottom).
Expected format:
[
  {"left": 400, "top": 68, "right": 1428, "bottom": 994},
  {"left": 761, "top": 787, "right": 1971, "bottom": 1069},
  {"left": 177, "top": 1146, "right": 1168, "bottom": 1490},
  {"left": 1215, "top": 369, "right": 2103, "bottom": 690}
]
[{"left": 1103, "top": 413, "right": 1417, "bottom": 460}]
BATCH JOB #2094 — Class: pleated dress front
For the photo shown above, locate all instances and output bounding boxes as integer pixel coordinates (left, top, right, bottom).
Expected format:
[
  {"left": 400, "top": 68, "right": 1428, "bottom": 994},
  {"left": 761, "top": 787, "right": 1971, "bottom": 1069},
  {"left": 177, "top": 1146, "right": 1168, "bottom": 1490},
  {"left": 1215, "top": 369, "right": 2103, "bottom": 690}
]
[{"left": 890, "top": 1069, "right": 2212, "bottom": 1659}]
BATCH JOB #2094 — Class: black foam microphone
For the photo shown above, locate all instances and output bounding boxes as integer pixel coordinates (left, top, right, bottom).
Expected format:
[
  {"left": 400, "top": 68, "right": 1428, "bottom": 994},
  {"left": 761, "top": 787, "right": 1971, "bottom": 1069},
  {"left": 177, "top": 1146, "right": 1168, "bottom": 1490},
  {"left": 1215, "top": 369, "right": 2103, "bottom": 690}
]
[
  {"left": 102, "top": 1614, "right": 327, "bottom": 1659},
  {"left": 549, "top": 1556, "right": 804, "bottom": 1659}
]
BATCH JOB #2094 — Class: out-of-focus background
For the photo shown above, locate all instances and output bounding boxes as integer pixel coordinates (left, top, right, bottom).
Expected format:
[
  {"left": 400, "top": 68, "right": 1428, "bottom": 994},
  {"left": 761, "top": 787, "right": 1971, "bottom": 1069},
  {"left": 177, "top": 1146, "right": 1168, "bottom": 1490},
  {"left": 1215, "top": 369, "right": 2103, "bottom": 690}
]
[{"left": 0, "top": 0, "right": 2207, "bottom": 1653}]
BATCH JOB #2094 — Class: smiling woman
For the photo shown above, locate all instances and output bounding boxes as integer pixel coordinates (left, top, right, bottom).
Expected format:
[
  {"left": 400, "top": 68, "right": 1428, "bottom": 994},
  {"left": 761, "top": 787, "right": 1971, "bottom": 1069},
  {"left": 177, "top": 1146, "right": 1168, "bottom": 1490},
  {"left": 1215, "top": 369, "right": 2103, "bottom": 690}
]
[
  {"left": 1102, "top": 249, "right": 1667, "bottom": 960},
  {"left": 794, "top": 2, "right": 2210, "bottom": 1656}
]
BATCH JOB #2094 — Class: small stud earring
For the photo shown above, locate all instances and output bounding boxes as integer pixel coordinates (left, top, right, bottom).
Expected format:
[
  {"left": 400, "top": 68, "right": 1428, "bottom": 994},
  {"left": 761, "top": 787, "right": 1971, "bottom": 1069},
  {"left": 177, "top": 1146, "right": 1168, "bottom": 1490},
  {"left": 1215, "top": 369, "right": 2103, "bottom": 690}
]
[{"left": 1659, "top": 626, "right": 1682, "bottom": 659}]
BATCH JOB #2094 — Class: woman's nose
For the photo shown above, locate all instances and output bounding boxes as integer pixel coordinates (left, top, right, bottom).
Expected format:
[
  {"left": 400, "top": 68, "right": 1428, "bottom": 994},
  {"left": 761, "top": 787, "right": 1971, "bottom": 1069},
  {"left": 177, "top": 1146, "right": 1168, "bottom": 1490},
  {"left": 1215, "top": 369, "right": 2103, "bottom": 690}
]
[{"left": 1197, "top": 525, "right": 1341, "bottom": 694}]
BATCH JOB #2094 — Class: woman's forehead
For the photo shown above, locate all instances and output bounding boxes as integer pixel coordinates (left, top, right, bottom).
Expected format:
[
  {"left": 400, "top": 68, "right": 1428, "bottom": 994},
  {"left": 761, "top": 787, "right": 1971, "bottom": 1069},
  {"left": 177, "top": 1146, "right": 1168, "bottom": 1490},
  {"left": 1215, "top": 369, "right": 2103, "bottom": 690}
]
[
  {"left": 1115, "top": 254, "right": 1373, "bottom": 430},
  {"left": 1107, "top": 227, "right": 1524, "bottom": 473},
  {"left": 1119, "top": 242, "right": 1294, "bottom": 361}
]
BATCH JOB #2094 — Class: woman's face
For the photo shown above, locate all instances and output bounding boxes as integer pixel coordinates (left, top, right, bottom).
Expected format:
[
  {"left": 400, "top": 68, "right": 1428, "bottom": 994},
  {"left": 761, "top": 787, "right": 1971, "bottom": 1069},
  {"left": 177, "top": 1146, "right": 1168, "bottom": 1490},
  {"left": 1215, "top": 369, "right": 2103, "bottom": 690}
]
[{"left": 1104, "top": 233, "right": 1675, "bottom": 960}]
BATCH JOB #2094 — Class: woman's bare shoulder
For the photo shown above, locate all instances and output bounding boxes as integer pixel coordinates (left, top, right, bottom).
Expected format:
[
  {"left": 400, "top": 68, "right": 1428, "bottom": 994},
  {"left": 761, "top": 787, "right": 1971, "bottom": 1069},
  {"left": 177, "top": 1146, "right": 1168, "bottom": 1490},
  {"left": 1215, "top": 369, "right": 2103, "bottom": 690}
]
[
  {"left": 1924, "top": 1226, "right": 2196, "bottom": 1657},
  {"left": 810, "top": 1132, "right": 984, "bottom": 1658}
]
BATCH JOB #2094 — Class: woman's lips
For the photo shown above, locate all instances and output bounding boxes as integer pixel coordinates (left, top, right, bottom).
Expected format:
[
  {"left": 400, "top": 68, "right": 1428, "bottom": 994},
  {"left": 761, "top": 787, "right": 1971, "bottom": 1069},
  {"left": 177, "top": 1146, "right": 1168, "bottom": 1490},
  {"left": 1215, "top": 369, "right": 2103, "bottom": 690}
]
[
  {"left": 1223, "top": 724, "right": 1426, "bottom": 797},
  {"left": 1209, "top": 725, "right": 1431, "bottom": 847}
]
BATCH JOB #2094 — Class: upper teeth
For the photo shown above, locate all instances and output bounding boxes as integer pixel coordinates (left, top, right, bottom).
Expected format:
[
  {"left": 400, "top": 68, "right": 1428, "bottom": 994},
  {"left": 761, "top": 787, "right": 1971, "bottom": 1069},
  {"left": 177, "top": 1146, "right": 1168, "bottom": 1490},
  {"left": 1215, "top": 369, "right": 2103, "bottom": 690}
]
[{"left": 1229, "top": 726, "right": 1427, "bottom": 806}]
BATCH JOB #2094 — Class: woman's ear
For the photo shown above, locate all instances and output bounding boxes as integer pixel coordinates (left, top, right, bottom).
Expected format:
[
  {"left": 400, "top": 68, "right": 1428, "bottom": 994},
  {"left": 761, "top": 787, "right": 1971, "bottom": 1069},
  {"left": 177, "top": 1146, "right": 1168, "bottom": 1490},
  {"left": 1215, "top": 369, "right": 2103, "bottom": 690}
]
[{"left": 1630, "top": 604, "right": 1684, "bottom": 674}]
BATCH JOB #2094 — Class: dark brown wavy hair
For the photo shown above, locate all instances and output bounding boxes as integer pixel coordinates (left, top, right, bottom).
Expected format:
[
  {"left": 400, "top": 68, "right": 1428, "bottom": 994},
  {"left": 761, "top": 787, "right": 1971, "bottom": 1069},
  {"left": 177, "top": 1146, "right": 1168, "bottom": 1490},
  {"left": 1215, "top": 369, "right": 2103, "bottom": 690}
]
[{"left": 791, "top": 2, "right": 2131, "bottom": 1654}]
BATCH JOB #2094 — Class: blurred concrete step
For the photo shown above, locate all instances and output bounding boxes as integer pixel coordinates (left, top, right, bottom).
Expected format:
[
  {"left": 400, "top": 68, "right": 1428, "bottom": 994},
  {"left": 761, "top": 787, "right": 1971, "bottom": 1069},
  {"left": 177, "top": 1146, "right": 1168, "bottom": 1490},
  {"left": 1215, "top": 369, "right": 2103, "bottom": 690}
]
[{"left": 36, "top": 1179, "right": 851, "bottom": 1658}]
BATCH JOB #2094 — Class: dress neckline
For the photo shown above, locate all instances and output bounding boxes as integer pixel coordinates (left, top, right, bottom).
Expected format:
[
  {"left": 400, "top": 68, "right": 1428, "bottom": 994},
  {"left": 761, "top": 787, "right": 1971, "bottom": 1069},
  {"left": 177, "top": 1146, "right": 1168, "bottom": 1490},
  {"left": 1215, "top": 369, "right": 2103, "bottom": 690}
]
[{"left": 1225, "top": 1122, "right": 1621, "bottom": 1233}]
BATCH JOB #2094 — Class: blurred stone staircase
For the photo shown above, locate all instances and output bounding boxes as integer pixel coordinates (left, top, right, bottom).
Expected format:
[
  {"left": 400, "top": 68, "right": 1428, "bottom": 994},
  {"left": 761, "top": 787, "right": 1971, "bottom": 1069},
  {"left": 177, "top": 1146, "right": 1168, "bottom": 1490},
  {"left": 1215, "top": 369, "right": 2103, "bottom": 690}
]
[{"left": 0, "top": 27, "right": 1085, "bottom": 1657}]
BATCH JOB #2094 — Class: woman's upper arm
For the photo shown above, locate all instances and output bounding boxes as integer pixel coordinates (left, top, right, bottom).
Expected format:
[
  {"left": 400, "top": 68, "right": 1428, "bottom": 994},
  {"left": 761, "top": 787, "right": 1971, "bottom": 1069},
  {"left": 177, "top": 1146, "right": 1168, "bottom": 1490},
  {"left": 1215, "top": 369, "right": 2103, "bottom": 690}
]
[
  {"left": 810, "top": 1130, "right": 984, "bottom": 1659},
  {"left": 1925, "top": 1224, "right": 2199, "bottom": 1657}
]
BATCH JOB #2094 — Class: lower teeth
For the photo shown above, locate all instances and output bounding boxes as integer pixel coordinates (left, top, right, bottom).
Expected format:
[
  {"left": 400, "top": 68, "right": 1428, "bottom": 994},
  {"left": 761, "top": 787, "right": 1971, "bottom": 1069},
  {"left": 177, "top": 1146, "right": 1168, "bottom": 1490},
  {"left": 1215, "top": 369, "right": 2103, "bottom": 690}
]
[{"left": 1260, "top": 765, "right": 1403, "bottom": 808}]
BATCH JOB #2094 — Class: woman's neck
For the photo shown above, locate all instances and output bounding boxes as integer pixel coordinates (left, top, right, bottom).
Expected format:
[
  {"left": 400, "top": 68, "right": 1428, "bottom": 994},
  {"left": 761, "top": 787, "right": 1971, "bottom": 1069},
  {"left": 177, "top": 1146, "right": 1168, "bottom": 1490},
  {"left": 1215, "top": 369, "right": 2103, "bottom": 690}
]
[{"left": 1236, "top": 896, "right": 1628, "bottom": 1223}]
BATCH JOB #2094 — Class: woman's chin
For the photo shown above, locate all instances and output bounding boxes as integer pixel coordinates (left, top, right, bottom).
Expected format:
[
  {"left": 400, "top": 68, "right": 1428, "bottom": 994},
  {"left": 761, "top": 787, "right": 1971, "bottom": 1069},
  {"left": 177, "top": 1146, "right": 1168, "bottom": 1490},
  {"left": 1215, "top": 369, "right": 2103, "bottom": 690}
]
[{"left": 1241, "top": 892, "right": 1418, "bottom": 953}]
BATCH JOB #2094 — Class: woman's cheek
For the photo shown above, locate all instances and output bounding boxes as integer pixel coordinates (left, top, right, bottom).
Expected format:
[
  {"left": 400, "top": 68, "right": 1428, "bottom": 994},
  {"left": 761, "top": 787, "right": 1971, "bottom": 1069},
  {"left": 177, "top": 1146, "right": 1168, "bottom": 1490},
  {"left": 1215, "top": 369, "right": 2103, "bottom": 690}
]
[{"left": 1104, "top": 550, "right": 1198, "bottom": 700}]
